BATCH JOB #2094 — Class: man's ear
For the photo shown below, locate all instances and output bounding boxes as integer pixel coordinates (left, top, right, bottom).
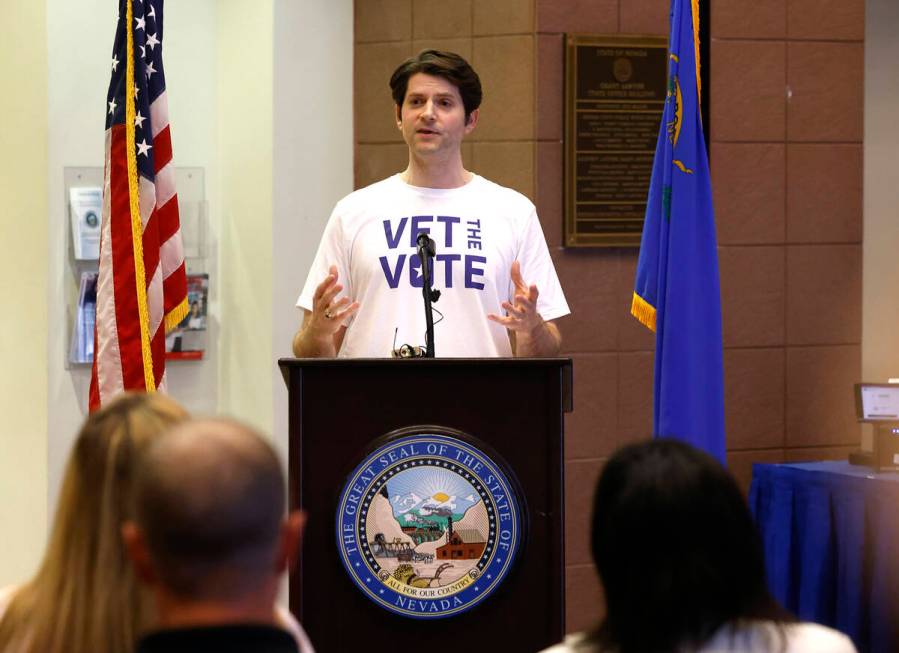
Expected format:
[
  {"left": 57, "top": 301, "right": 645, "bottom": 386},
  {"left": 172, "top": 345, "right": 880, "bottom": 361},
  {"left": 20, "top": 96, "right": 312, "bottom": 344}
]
[
  {"left": 464, "top": 108, "right": 479, "bottom": 134},
  {"left": 277, "top": 510, "right": 307, "bottom": 573},
  {"left": 121, "top": 521, "right": 157, "bottom": 585},
  {"left": 395, "top": 104, "right": 403, "bottom": 131}
]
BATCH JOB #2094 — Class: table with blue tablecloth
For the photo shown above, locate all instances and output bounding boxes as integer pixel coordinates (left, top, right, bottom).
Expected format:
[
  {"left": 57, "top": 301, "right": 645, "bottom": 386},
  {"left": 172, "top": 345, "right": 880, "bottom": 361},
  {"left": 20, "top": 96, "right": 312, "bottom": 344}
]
[{"left": 750, "top": 461, "right": 899, "bottom": 653}]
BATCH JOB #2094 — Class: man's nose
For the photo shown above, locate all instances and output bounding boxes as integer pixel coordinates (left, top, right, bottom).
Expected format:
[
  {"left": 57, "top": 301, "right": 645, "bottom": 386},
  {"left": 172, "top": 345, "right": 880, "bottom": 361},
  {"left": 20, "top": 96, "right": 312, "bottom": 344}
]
[{"left": 421, "top": 100, "right": 436, "bottom": 120}]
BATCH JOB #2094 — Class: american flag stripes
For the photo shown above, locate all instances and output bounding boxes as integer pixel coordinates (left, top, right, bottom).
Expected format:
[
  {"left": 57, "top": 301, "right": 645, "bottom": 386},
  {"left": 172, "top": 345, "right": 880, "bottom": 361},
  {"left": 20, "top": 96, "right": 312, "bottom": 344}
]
[{"left": 89, "top": 0, "right": 187, "bottom": 410}]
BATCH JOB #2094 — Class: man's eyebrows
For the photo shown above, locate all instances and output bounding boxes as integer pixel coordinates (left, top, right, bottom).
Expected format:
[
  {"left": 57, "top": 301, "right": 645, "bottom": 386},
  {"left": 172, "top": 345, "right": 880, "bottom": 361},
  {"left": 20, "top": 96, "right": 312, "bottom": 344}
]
[{"left": 407, "top": 92, "right": 456, "bottom": 99}]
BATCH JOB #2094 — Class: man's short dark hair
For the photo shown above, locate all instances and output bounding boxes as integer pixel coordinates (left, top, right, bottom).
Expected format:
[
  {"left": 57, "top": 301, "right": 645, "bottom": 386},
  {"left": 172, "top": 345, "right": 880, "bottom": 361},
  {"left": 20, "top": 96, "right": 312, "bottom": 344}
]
[{"left": 389, "top": 49, "right": 482, "bottom": 122}]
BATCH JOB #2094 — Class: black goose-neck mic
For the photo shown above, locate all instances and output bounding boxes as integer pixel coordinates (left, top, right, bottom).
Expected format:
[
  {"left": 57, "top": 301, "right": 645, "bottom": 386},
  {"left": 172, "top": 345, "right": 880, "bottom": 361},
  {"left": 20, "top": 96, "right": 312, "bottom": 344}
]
[
  {"left": 416, "top": 233, "right": 440, "bottom": 358},
  {"left": 417, "top": 232, "right": 436, "bottom": 256}
]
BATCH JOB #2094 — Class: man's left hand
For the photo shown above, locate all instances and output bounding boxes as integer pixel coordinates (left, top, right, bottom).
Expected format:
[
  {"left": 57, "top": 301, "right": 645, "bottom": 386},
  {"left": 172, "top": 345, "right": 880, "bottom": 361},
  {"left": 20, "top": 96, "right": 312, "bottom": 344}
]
[
  {"left": 488, "top": 261, "right": 562, "bottom": 356},
  {"left": 487, "top": 260, "right": 543, "bottom": 334}
]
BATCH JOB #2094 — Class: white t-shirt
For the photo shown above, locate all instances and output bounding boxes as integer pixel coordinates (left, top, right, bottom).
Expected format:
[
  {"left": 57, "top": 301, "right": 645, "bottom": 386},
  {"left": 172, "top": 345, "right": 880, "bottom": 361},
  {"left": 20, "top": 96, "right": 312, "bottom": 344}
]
[
  {"left": 297, "top": 174, "right": 570, "bottom": 357},
  {"left": 538, "top": 621, "right": 857, "bottom": 653}
]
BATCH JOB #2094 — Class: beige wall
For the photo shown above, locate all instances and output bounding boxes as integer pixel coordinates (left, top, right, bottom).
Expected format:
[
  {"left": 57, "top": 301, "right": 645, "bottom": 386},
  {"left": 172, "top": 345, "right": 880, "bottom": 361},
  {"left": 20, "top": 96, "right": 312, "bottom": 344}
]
[
  {"left": 0, "top": 0, "right": 352, "bottom": 589},
  {"left": 271, "top": 0, "right": 354, "bottom": 457},
  {"left": 352, "top": 0, "right": 867, "bottom": 633},
  {"left": 217, "top": 0, "right": 275, "bottom": 433},
  {"left": 0, "top": 0, "right": 48, "bottom": 585},
  {"left": 863, "top": 0, "right": 899, "bottom": 383}
]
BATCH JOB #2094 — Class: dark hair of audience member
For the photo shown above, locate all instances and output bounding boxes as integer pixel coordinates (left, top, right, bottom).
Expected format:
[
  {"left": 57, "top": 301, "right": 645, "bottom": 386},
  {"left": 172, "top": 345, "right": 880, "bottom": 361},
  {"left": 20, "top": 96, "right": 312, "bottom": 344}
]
[
  {"left": 589, "top": 439, "right": 793, "bottom": 653},
  {"left": 132, "top": 418, "right": 286, "bottom": 601},
  {"left": 0, "top": 392, "right": 189, "bottom": 653},
  {"left": 389, "top": 49, "right": 482, "bottom": 122}
]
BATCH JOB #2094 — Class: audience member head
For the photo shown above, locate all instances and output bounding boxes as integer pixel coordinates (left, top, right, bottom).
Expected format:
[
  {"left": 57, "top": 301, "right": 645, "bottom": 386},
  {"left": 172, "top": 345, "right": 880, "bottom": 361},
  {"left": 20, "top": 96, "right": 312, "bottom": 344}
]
[
  {"left": 123, "top": 418, "right": 304, "bottom": 626},
  {"left": 389, "top": 49, "right": 483, "bottom": 123},
  {"left": 590, "top": 439, "right": 790, "bottom": 653},
  {"left": 0, "top": 392, "right": 189, "bottom": 653}
]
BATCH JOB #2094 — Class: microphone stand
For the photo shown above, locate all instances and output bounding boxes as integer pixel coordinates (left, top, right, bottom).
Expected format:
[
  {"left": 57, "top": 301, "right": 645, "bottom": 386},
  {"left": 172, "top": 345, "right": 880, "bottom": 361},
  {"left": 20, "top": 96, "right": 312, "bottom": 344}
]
[{"left": 416, "top": 233, "right": 441, "bottom": 358}]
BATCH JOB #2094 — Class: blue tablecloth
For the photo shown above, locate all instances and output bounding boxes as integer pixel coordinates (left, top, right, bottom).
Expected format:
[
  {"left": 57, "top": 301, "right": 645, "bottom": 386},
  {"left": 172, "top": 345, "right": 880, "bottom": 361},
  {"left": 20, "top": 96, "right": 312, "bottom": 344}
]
[{"left": 749, "top": 461, "right": 899, "bottom": 653}]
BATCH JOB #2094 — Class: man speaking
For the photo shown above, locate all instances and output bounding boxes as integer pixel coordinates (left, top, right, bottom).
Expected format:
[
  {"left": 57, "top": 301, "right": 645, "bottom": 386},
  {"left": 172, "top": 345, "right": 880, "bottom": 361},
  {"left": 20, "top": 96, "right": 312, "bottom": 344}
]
[{"left": 293, "top": 50, "right": 569, "bottom": 358}]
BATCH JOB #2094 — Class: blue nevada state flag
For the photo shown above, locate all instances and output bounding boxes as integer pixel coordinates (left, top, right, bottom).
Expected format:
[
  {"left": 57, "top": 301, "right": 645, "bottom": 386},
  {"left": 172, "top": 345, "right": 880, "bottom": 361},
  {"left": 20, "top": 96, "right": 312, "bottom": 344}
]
[{"left": 631, "top": 0, "right": 725, "bottom": 463}]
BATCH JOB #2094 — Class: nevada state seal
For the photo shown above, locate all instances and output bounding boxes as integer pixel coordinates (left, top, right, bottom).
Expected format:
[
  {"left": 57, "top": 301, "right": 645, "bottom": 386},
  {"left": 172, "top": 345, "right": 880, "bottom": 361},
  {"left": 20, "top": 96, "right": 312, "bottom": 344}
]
[{"left": 336, "top": 430, "right": 524, "bottom": 619}]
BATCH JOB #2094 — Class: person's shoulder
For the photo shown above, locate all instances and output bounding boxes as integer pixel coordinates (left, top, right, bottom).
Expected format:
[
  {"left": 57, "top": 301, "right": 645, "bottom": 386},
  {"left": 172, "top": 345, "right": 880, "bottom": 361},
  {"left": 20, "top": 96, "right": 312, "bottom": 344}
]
[
  {"left": 537, "top": 631, "right": 603, "bottom": 653},
  {"left": 703, "top": 620, "right": 857, "bottom": 653},
  {"left": 470, "top": 174, "right": 535, "bottom": 212},
  {"left": 0, "top": 584, "right": 19, "bottom": 619},
  {"left": 274, "top": 604, "right": 316, "bottom": 653},
  {"left": 782, "top": 622, "right": 857, "bottom": 653},
  {"left": 334, "top": 175, "right": 403, "bottom": 210}
]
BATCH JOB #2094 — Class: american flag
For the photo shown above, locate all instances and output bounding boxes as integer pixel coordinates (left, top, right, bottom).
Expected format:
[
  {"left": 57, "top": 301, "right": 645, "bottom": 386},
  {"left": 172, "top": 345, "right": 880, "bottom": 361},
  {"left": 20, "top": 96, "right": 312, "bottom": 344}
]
[{"left": 89, "top": 0, "right": 187, "bottom": 410}]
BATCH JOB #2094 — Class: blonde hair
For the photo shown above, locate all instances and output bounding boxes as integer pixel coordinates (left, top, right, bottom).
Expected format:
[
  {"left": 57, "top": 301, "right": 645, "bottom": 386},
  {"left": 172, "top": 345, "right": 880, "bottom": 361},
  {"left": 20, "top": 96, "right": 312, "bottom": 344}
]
[{"left": 0, "top": 392, "right": 189, "bottom": 653}]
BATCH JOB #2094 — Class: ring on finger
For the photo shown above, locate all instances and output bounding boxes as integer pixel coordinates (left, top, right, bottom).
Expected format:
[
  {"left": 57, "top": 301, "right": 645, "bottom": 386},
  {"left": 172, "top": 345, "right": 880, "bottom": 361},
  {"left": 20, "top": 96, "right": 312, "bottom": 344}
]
[{"left": 324, "top": 310, "right": 333, "bottom": 319}]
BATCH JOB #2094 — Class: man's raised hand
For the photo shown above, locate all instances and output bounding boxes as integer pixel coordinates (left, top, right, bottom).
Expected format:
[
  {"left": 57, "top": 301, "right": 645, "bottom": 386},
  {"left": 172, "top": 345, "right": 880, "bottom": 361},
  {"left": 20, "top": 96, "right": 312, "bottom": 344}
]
[
  {"left": 309, "top": 265, "right": 359, "bottom": 336},
  {"left": 292, "top": 265, "right": 360, "bottom": 357},
  {"left": 487, "top": 260, "right": 542, "bottom": 334},
  {"left": 487, "top": 261, "right": 561, "bottom": 357}
]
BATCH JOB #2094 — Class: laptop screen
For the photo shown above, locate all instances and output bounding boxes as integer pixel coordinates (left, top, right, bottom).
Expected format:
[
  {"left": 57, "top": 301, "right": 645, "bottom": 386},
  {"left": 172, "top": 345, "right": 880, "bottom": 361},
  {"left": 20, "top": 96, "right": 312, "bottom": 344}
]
[{"left": 856, "top": 383, "right": 899, "bottom": 421}]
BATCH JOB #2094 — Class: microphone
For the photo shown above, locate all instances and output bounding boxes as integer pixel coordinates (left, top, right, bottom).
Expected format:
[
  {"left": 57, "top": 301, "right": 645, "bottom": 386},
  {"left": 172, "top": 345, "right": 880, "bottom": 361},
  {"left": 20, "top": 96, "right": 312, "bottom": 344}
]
[
  {"left": 415, "top": 232, "right": 439, "bottom": 358},
  {"left": 416, "top": 232, "right": 436, "bottom": 257}
]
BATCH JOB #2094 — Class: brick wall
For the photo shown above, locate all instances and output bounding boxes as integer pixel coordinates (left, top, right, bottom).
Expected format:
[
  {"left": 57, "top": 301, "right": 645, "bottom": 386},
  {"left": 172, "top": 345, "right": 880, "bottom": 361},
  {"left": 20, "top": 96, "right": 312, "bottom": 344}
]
[
  {"left": 353, "top": 0, "right": 864, "bottom": 635},
  {"left": 354, "top": 0, "right": 538, "bottom": 193}
]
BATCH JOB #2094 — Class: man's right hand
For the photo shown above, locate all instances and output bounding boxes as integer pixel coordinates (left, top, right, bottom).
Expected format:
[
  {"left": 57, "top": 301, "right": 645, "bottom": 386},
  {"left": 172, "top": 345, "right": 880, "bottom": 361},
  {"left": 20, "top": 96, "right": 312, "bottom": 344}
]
[
  {"left": 308, "top": 265, "right": 360, "bottom": 337},
  {"left": 292, "top": 265, "right": 360, "bottom": 357}
]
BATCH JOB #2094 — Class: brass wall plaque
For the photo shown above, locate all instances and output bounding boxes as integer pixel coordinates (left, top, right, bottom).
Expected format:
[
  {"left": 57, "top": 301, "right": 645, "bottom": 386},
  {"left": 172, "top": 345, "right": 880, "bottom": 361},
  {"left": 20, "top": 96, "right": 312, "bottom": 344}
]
[{"left": 564, "top": 34, "right": 668, "bottom": 247}]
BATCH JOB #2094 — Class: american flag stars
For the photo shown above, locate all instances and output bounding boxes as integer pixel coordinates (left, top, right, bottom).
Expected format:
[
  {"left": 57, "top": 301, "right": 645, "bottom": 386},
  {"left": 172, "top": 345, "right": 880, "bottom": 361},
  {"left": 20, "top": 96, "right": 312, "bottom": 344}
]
[{"left": 103, "top": 0, "right": 170, "bottom": 183}]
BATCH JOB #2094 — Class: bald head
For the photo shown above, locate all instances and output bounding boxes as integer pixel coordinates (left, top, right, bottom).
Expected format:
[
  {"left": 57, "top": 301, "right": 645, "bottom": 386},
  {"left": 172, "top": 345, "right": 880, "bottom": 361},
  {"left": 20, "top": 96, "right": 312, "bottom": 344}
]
[{"left": 132, "top": 418, "right": 286, "bottom": 600}]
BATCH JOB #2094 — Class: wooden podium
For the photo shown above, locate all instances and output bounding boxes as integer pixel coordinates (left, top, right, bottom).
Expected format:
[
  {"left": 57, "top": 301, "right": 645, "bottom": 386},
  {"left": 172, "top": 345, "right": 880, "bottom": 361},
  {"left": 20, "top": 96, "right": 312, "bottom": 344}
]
[{"left": 279, "top": 358, "right": 572, "bottom": 652}]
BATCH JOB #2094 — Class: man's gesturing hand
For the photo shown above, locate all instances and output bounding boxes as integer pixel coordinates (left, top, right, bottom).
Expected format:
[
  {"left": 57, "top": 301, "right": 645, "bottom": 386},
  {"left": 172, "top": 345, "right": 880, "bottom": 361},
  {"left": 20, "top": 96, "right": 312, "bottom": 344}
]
[
  {"left": 309, "top": 265, "right": 360, "bottom": 337},
  {"left": 487, "top": 261, "right": 543, "bottom": 334},
  {"left": 292, "top": 264, "right": 360, "bottom": 358},
  {"left": 487, "top": 261, "right": 561, "bottom": 357}
]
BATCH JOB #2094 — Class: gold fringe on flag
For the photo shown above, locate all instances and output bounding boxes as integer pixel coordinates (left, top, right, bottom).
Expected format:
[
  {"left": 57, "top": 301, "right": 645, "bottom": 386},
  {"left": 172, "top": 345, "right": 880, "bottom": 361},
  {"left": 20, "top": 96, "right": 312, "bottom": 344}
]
[
  {"left": 692, "top": 0, "right": 702, "bottom": 107},
  {"left": 164, "top": 297, "right": 190, "bottom": 333},
  {"left": 124, "top": 0, "right": 156, "bottom": 392},
  {"left": 631, "top": 292, "right": 657, "bottom": 332}
]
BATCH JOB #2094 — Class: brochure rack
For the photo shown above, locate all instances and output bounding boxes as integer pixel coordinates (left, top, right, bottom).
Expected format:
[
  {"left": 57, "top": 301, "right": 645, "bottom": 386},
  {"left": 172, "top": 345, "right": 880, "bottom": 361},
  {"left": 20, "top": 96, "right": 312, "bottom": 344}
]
[{"left": 63, "top": 166, "right": 208, "bottom": 367}]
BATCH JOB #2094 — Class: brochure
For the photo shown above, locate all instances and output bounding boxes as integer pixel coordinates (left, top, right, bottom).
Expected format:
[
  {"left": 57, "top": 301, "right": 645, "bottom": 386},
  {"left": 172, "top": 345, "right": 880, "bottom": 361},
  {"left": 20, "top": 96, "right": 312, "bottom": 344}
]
[
  {"left": 165, "top": 273, "right": 209, "bottom": 359},
  {"left": 69, "top": 271, "right": 98, "bottom": 364},
  {"left": 69, "top": 187, "right": 102, "bottom": 260}
]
